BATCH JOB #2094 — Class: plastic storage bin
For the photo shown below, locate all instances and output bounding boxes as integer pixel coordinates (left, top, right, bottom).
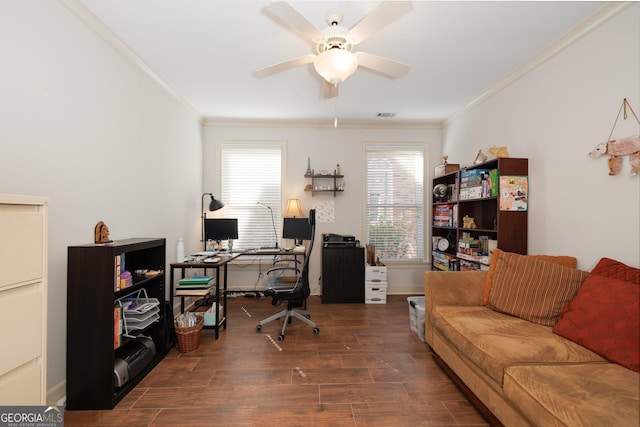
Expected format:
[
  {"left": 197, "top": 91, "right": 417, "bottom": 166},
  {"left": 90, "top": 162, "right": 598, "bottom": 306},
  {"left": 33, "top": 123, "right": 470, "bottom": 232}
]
[{"left": 407, "top": 296, "right": 426, "bottom": 342}]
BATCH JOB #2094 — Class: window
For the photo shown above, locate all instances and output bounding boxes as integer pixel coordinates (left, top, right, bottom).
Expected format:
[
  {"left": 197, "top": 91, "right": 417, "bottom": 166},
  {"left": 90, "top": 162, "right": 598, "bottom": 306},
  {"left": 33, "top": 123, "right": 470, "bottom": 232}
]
[
  {"left": 218, "top": 142, "right": 284, "bottom": 249},
  {"left": 365, "top": 144, "right": 424, "bottom": 262}
]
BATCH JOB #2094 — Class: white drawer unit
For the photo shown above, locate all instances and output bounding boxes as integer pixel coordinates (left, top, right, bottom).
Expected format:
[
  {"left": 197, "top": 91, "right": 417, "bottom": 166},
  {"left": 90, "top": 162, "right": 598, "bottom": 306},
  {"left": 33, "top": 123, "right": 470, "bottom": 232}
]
[
  {"left": 365, "top": 265, "right": 387, "bottom": 304},
  {"left": 0, "top": 194, "right": 48, "bottom": 405},
  {"left": 365, "top": 265, "right": 387, "bottom": 283}
]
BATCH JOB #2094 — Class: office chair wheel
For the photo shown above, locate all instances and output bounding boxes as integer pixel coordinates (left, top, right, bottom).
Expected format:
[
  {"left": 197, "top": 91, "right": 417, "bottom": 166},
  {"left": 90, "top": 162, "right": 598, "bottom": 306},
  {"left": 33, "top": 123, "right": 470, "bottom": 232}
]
[
  {"left": 278, "top": 334, "right": 285, "bottom": 341},
  {"left": 313, "top": 327, "right": 320, "bottom": 334},
  {"left": 256, "top": 325, "right": 262, "bottom": 332}
]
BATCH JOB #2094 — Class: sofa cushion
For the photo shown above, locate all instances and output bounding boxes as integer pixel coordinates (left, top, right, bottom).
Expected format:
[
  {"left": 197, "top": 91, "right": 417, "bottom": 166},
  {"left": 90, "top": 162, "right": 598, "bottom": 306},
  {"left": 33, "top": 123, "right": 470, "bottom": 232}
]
[
  {"left": 504, "top": 363, "right": 640, "bottom": 427},
  {"left": 486, "top": 250, "right": 588, "bottom": 326},
  {"left": 553, "top": 273, "right": 640, "bottom": 372},
  {"left": 431, "top": 305, "right": 604, "bottom": 385},
  {"left": 483, "top": 249, "right": 577, "bottom": 305}
]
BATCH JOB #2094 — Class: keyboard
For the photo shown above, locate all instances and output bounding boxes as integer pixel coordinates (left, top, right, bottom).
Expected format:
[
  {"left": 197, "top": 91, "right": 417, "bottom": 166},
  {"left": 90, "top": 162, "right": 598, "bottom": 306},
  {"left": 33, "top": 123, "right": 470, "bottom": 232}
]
[{"left": 193, "top": 251, "right": 218, "bottom": 256}]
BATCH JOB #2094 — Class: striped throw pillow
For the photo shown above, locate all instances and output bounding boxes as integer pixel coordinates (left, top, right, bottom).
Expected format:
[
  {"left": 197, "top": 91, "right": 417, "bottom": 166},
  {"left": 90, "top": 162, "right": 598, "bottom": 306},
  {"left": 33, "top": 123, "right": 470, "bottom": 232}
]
[
  {"left": 487, "top": 251, "right": 589, "bottom": 326},
  {"left": 483, "top": 249, "right": 577, "bottom": 305}
]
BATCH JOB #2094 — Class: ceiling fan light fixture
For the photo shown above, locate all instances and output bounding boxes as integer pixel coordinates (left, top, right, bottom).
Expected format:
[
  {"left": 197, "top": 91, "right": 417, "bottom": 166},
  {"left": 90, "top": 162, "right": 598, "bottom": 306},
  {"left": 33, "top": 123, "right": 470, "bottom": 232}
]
[{"left": 314, "top": 49, "right": 358, "bottom": 85}]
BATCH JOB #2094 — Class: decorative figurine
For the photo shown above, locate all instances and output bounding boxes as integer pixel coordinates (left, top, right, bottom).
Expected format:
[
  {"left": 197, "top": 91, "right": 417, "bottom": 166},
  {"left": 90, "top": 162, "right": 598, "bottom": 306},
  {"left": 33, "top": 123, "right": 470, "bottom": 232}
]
[
  {"left": 473, "top": 150, "right": 488, "bottom": 164},
  {"left": 306, "top": 157, "right": 312, "bottom": 175},
  {"left": 463, "top": 215, "right": 477, "bottom": 229},
  {"left": 489, "top": 146, "right": 509, "bottom": 158},
  {"left": 94, "top": 221, "right": 112, "bottom": 244}
]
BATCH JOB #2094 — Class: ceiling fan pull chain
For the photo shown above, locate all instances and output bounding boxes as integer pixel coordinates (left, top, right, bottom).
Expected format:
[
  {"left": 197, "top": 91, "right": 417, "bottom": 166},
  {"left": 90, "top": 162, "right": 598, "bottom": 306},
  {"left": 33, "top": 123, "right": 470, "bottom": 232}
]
[{"left": 334, "top": 90, "right": 339, "bottom": 128}]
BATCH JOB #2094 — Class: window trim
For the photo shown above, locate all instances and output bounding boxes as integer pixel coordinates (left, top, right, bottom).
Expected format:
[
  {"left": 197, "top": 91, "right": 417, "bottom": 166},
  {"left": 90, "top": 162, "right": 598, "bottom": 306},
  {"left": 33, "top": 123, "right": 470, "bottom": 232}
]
[
  {"left": 216, "top": 141, "right": 287, "bottom": 250},
  {"left": 363, "top": 142, "right": 427, "bottom": 263}
]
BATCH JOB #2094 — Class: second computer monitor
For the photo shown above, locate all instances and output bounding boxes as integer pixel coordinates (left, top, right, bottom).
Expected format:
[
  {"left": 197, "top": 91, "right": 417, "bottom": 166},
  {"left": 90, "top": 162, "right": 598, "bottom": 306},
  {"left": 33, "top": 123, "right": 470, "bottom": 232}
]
[
  {"left": 282, "top": 217, "right": 312, "bottom": 244},
  {"left": 204, "top": 218, "right": 239, "bottom": 242}
]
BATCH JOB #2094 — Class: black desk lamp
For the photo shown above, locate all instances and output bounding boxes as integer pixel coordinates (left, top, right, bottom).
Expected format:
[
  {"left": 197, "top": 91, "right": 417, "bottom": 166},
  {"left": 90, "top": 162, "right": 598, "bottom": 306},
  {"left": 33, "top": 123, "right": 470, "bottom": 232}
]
[{"left": 201, "top": 193, "right": 225, "bottom": 249}]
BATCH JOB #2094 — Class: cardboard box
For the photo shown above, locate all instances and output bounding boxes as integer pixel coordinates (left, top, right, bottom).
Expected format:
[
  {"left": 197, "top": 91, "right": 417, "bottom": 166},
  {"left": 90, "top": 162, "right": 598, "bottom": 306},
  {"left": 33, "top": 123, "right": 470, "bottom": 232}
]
[{"left": 434, "top": 163, "right": 460, "bottom": 177}]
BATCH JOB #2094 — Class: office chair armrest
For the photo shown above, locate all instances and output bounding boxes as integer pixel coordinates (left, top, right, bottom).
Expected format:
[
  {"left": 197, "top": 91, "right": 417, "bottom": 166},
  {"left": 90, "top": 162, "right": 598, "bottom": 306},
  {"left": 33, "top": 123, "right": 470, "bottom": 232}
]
[{"left": 265, "top": 266, "right": 301, "bottom": 276}]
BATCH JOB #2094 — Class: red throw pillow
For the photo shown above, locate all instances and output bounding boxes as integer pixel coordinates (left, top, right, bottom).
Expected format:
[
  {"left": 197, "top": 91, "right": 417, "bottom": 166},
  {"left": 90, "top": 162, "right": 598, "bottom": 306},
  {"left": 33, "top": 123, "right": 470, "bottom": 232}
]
[
  {"left": 553, "top": 274, "right": 640, "bottom": 372},
  {"left": 590, "top": 257, "right": 639, "bottom": 284}
]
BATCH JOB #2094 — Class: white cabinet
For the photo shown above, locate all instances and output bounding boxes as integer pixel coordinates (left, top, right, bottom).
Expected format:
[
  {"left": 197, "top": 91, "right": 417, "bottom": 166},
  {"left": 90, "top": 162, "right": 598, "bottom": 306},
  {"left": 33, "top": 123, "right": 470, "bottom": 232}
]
[
  {"left": 0, "top": 194, "right": 48, "bottom": 404},
  {"left": 365, "top": 265, "right": 387, "bottom": 304}
]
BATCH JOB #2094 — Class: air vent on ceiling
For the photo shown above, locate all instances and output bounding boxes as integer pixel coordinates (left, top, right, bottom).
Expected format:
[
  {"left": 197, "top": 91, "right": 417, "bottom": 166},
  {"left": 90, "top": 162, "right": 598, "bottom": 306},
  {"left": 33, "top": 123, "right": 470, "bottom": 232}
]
[{"left": 376, "top": 112, "right": 396, "bottom": 118}]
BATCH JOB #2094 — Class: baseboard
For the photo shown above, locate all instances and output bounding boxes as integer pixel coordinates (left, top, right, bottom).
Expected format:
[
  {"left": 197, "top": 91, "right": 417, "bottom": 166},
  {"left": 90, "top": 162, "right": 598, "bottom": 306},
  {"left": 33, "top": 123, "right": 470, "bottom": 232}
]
[{"left": 47, "top": 380, "right": 66, "bottom": 407}]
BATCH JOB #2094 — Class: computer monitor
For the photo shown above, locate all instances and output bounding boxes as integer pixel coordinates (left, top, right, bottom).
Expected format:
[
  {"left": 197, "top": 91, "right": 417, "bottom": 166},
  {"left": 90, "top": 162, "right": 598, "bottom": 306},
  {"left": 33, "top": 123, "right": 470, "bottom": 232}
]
[
  {"left": 282, "top": 217, "right": 312, "bottom": 245},
  {"left": 204, "top": 218, "right": 239, "bottom": 242}
]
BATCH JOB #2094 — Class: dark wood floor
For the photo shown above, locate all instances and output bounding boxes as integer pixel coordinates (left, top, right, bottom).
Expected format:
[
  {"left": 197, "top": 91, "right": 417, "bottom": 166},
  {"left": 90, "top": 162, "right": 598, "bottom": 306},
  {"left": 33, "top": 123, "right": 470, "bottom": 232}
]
[{"left": 65, "top": 295, "right": 488, "bottom": 426}]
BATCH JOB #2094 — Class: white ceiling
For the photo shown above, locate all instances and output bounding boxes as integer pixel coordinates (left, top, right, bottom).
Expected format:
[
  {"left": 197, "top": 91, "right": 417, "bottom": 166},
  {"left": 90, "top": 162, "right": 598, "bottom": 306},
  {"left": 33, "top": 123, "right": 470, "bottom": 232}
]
[{"left": 78, "top": 0, "right": 607, "bottom": 125}]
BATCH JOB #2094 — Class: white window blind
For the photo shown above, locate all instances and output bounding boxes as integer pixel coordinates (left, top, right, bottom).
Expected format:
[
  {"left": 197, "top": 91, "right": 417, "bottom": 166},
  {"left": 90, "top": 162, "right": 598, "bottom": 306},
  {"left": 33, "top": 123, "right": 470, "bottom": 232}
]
[
  {"left": 219, "top": 143, "right": 283, "bottom": 249},
  {"left": 365, "top": 144, "right": 424, "bottom": 261}
]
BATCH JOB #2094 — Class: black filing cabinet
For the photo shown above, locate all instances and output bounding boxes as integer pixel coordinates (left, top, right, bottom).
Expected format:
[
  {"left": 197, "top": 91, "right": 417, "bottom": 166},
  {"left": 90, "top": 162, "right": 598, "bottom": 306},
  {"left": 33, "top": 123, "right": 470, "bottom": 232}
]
[{"left": 321, "top": 246, "right": 364, "bottom": 303}]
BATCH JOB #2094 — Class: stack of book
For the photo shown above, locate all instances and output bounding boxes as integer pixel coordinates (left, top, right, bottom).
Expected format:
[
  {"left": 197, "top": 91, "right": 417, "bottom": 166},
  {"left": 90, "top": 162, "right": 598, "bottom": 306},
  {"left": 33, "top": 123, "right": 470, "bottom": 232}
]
[
  {"left": 459, "top": 169, "right": 498, "bottom": 200},
  {"left": 433, "top": 204, "right": 456, "bottom": 227},
  {"left": 457, "top": 233, "right": 491, "bottom": 267},
  {"left": 432, "top": 251, "right": 458, "bottom": 271},
  {"left": 175, "top": 275, "right": 215, "bottom": 296}
]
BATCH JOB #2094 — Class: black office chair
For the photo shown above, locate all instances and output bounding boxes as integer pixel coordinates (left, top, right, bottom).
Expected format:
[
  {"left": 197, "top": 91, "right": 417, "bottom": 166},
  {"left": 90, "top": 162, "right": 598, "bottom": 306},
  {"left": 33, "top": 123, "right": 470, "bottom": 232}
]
[{"left": 256, "top": 209, "right": 319, "bottom": 341}]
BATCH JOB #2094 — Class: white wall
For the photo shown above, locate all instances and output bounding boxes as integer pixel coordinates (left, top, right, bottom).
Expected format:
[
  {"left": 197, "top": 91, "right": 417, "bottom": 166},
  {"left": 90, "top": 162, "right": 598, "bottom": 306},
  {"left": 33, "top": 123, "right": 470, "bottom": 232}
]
[
  {"left": 0, "top": 2, "right": 203, "bottom": 404},
  {"left": 203, "top": 124, "right": 442, "bottom": 295},
  {"left": 442, "top": 4, "right": 640, "bottom": 270}
]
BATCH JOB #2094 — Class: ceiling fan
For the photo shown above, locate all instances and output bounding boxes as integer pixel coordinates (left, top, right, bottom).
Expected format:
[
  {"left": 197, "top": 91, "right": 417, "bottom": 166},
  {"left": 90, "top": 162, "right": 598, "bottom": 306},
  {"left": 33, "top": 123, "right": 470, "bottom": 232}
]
[{"left": 254, "top": 1, "right": 413, "bottom": 97}]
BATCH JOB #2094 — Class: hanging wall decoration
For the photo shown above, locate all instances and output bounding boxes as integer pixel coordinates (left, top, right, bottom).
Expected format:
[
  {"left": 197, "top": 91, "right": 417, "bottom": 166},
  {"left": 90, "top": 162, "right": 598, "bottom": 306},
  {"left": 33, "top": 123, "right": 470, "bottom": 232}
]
[{"left": 589, "top": 98, "right": 640, "bottom": 176}]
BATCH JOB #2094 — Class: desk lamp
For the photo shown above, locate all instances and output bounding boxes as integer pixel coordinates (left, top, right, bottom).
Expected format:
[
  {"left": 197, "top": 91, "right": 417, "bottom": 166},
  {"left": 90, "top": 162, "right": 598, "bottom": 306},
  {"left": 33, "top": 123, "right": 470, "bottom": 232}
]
[{"left": 201, "top": 193, "right": 224, "bottom": 249}]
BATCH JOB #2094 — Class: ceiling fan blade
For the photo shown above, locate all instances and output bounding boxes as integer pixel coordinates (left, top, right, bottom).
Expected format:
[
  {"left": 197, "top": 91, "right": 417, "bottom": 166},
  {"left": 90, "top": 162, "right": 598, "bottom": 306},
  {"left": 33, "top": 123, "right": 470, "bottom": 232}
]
[
  {"left": 348, "top": 1, "right": 413, "bottom": 43},
  {"left": 323, "top": 82, "right": 339, "bottom": 99},
  {"left": 253, "top": 54, "right": 316, "bottom": 78},
  {"left": 264, "top": 1, "right": 324, "bottom": 42},
  {"left": 356, "top": 52, "right": 410, "bottom": 78}
]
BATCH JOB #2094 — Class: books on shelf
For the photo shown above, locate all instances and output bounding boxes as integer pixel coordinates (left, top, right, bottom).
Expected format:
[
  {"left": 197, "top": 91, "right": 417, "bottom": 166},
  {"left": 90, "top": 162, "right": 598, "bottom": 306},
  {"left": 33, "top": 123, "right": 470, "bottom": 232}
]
[
  {"left": 114, "top": 306, "right": 122, "bottom": 349},
  {"left": 177, "top": 275, "right": 215, "bottom": 288},
  {"left": 176, "top": 275, "right": 215, "bottom": 296},
  {"left": 114, "top": 254, "right": 122, "bottom": 291},
  {"left": 175, "top": 287, "right": 213, "bottom": 296},
  {"left": 459, "top": 168, "right": 497, "bottom": 200},
  {"left": 432, "top": 251, "right": 458, "bottom": 271},
  {"left": 433, "top": 204, "right": 457, "bottom": 227},
  {"left": 457, "top": 252, "right": 490, "bottom": 266},
  {"left": 459, "top": 258, "right": 490, "bottom": 271}
]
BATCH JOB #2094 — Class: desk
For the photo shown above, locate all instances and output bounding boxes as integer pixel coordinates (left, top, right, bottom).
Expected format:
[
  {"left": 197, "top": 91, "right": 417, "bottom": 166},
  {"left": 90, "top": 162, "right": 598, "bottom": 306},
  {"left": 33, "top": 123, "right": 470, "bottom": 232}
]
[{"left": 169, "top": 249, "right": 302, "bottom": 338}]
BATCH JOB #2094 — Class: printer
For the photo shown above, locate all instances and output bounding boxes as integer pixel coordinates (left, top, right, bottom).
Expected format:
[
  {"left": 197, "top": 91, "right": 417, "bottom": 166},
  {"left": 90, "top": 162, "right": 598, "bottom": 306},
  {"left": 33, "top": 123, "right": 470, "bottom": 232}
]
[
  {"left": 113, "top": 336, "right": 156, "bottom": 388},
  {"left": 322, "top": 233, "right": 359, "bottom": 248}
]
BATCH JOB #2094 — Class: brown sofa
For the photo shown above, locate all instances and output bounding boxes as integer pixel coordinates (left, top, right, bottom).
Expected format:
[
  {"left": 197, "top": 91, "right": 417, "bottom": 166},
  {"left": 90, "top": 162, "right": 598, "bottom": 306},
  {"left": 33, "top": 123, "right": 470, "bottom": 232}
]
[{"left": 424, "top": 263, "right": 639, "bottom": 426}]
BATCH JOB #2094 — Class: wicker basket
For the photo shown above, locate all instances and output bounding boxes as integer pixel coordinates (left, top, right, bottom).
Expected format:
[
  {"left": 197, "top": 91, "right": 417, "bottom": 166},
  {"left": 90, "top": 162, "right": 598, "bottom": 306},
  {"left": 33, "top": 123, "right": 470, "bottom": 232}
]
[{"left": 174, "top": 314, "right": 204, "bottom": 353}]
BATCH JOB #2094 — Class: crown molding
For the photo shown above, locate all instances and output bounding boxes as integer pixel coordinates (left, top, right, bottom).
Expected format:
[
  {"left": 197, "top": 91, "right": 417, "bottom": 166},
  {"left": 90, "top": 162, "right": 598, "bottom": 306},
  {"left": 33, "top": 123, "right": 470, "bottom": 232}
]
[
  {"left": 59, "top": 0, "right": 204, "bottom": 124},
  {"left": 204, "top": 117, "right": 441, "bottom": 130},
  {"left": 441, "top": 1, "right": 634, "bottom": 128}
]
